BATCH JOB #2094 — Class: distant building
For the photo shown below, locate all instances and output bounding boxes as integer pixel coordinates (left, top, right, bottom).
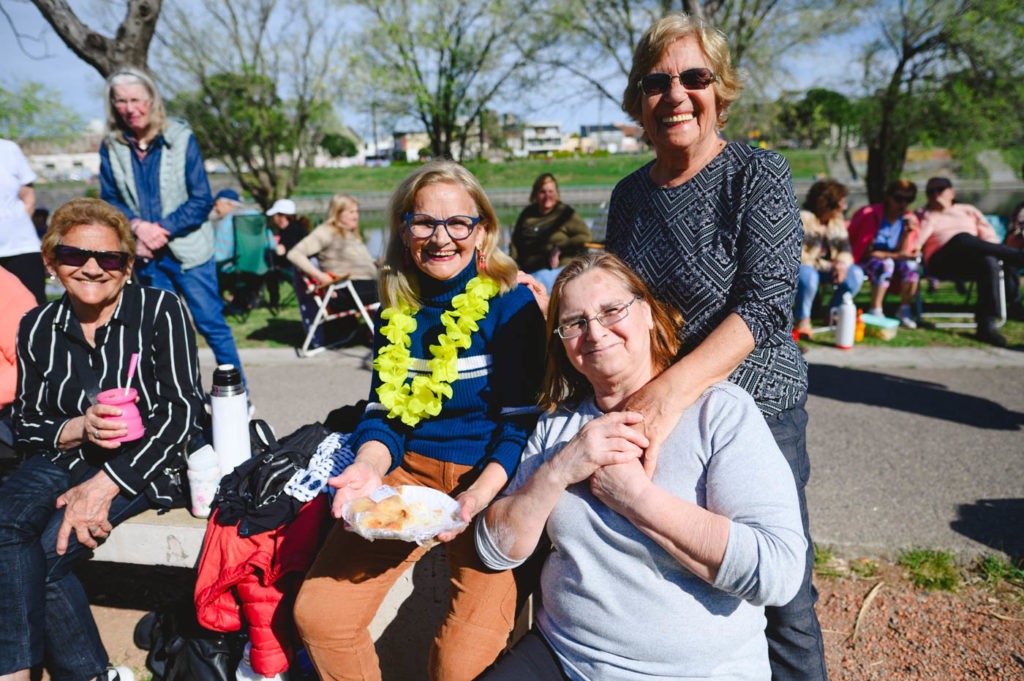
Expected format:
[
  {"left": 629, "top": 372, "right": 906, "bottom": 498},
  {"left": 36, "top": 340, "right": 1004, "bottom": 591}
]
[
  {"left": 518, "top": 122, "right": 565, "bottom": 157},
  {"left": 579, "top": 123, "right": 645, "bottom": 153},
  {"left": 21, "top": 123, "right": 104, "bottom": 182},
  {"left": 392, "top": 131, "right": 431, "bottom": 162}
]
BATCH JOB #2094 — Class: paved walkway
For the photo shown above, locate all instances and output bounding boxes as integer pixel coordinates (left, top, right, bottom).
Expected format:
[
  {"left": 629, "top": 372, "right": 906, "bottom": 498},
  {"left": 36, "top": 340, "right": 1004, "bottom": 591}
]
[{"left": 207, "top": 343, "right": 1024, "bottom": 562}]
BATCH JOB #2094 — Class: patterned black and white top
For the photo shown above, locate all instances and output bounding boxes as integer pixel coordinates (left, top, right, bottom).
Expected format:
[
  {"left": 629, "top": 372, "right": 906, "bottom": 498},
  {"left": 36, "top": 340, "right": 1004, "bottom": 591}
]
[
  {"left": 606, "top": 141, "right": 807, "bottom": 417},
  {"left": 14, "top": 283, "right": 206, "bottom": 504}
]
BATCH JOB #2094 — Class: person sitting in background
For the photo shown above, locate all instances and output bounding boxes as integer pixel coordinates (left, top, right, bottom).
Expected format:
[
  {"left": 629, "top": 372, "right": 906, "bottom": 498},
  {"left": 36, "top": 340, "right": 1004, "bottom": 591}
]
[
  {"left": 287, "top": 193, "right": 379, "bottom": 347},
  {"left": 475, "top": 252, "right": 805, "bottom": 680},
  {"left": 847, "top": 178, "right": 921, "bottom": 327},
  {"left": 510, "top": 173, "right": 591, "bottom": 292},
  {"left": 0, "top": 265, "right": 36, "bottom": 461},
  {"left": 0, "top": 198, "right": 205, "bottom": 681},
  {"left": 265, "top": 198, "right": 310, "bottom": 313},
  {"left": 917, "top": 177, "right": 1024, "bottom": 346},
  {"left": 32, "top": 206, "right": 50, "bottom": 239},
  {"left": 1007, "top": 164, "right": 1024, "bottom": 250},
  {"left": 795, "top": 179, "right": 864, "bottom": 337}
]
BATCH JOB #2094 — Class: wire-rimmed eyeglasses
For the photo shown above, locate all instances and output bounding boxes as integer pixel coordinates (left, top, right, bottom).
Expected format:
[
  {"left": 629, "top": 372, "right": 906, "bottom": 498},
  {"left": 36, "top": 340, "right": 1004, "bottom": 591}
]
[{"left": 555, "top": 296, "right": 641, "bottom": 339}]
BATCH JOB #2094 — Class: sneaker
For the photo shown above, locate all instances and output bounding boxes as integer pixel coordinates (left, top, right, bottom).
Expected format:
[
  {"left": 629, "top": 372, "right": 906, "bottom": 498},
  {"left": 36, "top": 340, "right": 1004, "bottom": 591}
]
[
  {"left": 896, "top": 306, "right": 917, "bottom": 329},
  {"left": 106, "top": 666, "right": 135, "bottom": 681},
  {"left": 867, "top": 307, "right": 884, "bottom": 317}
]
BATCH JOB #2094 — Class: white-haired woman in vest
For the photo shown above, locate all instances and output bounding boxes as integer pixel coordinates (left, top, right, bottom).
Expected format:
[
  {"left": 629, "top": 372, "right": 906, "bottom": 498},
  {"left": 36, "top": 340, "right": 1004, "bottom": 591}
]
[{"left": 98, "top": 66, "right": 246, "bottom": 386}]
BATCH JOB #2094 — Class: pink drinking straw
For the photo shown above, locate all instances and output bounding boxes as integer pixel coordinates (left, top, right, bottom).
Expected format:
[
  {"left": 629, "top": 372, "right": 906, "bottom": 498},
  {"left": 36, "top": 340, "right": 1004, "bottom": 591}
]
[{"left": 124, "top": 352, "right": 140, "bottom": 396}]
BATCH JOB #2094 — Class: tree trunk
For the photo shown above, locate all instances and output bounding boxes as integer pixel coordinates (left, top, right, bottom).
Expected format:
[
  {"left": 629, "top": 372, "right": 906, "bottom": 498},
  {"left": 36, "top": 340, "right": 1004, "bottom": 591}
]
[{"left": 30, "top": 0, "right": 161, "bottom": 77}]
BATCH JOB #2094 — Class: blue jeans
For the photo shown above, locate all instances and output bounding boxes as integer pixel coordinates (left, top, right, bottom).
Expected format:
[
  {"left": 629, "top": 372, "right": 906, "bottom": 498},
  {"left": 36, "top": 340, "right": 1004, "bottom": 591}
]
[
  {"left": 137, "top": 255, "right": 245, "bottom": 385},
  {"left": 795, "top": 263, "right": 865, "bottom": 321},
  {"left": 529, "top": 267, "right": 564, "bottom": 294},
  {"left": 0, "top": 456, "right": 152, "bottom": 679},
  {"left": 765, "top": 394, "right": 828, "bottom": 681}
]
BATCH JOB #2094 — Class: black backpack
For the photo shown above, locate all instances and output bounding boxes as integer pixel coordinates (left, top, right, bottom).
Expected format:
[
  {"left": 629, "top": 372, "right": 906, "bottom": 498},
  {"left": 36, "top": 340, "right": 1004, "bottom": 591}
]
[{"left": 133, "top": 598, "right": 246, "bottom": 681}]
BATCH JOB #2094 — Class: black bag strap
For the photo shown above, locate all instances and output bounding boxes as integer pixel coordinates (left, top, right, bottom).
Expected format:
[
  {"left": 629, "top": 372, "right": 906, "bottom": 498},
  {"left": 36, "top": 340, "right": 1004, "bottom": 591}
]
[{"left": 67, "top": 339, "right": 101, "bottom": 404}]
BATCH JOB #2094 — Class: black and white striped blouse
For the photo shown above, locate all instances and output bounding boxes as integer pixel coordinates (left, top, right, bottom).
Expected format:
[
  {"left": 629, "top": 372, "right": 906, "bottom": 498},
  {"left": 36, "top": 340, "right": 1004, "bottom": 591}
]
[{"left": 14, "top": 283, "right": 205, "bottom": 503}]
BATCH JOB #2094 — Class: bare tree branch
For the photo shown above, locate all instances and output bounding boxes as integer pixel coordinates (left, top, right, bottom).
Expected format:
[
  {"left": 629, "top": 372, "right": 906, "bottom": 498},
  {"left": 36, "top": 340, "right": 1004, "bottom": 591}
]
[{"left": 28, "top": 0, "right": 160, "bottom": 76}]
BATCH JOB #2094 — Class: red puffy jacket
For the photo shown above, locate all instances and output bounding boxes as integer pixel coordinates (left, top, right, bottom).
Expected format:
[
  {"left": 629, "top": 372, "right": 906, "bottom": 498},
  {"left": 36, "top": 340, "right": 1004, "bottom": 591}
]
[{"left": 195, "top": 496, "right": 329, "bottom": 676}]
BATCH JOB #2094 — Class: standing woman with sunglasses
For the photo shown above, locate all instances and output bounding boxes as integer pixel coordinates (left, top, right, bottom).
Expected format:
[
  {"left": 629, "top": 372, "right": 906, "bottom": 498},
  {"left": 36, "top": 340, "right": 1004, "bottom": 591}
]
[
  {"left": 98, "top": 66, "right": 247, "bottom": 387},
  {"left": 0, "top": 198, "right": 205, "bottom": 681},
  {"left": 294, "top": 160, "right": 545, "bottom": 681},
  {"left": 606, "top": 15, "right": 827, "bottom": 681}
]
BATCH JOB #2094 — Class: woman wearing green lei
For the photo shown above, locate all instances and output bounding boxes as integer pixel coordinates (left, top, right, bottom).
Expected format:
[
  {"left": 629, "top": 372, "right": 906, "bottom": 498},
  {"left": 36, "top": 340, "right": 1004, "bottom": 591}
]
[{"left": 295, "top": 160, "right": 546, "bottom": 681}]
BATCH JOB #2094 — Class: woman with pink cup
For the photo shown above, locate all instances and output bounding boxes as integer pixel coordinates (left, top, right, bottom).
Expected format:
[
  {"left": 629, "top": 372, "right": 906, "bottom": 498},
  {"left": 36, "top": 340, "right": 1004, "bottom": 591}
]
[{"left": 0, "top": 198, "right": 206, "bottom": 681}]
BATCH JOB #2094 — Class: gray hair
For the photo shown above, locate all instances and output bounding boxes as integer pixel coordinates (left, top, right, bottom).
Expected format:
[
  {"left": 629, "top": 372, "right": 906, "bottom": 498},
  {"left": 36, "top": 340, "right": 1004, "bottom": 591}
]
[{"left": 104, "top": 66, "right": 167, "bottom": 142}]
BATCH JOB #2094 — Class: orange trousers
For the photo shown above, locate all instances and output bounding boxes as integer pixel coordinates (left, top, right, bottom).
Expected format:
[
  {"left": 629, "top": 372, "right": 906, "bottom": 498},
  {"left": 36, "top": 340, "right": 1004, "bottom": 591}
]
[{"left": 293, "top": 452, "right": 517, "bottom": 681}]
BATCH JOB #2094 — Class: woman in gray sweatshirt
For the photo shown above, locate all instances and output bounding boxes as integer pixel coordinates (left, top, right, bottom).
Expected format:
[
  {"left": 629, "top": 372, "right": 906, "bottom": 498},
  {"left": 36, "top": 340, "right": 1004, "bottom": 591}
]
[{"left": 475, "top": 252, "right": 806, "bottom": 681}]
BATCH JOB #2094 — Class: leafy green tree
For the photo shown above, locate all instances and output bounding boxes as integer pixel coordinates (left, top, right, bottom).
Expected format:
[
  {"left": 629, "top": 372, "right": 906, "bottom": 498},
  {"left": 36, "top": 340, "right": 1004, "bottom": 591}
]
[
  {"left": 0, "top": 81, "right": 83, "bottom": 140},
  {"left": 346, "top": 0, "right": 557, "bottom": 161},
  {"left": 773, "top": 88, "right": 857, "bottom": 148},
  {"left": 858, "top": 0, "right": 1024, "bottom": 202},
  {"left": 171, "top": 71, "right": 304, "bottom": 208},
  {"left": 321, "top": 132, "right": 359, "bottom": 159}
]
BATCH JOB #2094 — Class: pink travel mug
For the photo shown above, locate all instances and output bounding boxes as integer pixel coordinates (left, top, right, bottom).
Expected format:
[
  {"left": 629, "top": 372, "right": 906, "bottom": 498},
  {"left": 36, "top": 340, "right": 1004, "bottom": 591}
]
[{"left": 96, "top": 388, "right": 145, "bottom": 444}]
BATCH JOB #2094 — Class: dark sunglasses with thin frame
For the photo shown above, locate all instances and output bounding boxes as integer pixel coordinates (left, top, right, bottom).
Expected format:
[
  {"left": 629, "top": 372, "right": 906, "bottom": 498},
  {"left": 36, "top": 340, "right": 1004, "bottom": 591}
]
[
  {"left": 639, "top": 68, "right": 717, "bottom": 96},
  {"left": 54, "top": 244, "right": 131, "bottom": 271}
]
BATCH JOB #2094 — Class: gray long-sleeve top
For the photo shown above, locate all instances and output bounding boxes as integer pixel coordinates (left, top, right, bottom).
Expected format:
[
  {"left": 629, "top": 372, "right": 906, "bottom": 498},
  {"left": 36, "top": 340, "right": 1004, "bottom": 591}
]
[{"left": 476, "top": 381, "right": 806, "bottom": 680}]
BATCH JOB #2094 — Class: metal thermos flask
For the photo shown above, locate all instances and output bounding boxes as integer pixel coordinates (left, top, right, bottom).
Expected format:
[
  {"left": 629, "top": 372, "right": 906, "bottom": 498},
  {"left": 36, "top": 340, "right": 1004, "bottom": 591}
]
[
  {"left": 832, "top": 292, "right": 857, "bottom": 350},
  {"left": 210, "top": 364, "right": 251, "bottom": 477}
]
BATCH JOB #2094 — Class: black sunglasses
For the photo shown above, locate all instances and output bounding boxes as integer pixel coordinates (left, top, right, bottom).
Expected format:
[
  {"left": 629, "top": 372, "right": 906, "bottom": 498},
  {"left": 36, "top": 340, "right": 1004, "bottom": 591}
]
[
  {"left": 54, "top": 244, "right": 131, "bottom": 271},
  {"left": 891, "top": 194, "right": 915, "bottom": 204},
  {"left": 639, "top": 68, "right": 717, "bottom": 96}
]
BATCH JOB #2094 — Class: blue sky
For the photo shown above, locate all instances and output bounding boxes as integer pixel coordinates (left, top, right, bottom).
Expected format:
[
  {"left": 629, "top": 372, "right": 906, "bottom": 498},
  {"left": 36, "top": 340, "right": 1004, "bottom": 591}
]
[{"left": 4, "top": 1, "right": 870, "bottom": 141}]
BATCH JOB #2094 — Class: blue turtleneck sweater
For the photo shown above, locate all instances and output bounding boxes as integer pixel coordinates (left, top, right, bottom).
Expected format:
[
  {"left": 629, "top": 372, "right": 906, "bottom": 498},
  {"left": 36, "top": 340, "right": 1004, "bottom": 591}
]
[{"left": 350, "top": 262, "right": 545, "bottom": 476}]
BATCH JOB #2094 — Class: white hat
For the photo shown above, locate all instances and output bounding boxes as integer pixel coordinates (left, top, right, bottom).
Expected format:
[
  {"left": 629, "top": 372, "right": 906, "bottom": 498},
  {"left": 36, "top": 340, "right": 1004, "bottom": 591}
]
[{"left": 266, "top": 199, "right": 297, "bottom": 216}]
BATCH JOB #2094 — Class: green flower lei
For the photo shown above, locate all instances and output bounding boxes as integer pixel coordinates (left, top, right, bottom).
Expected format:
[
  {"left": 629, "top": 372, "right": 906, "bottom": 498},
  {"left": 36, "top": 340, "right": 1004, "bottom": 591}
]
[{"left": 374, "top": 275, "right": 500, "bottom": 427}]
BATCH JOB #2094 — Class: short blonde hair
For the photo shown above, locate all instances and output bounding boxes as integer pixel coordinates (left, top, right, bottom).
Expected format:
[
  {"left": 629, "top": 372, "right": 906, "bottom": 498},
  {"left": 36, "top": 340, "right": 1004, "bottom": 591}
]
[
  {"left": 622, "top": 14, "right": 742, "bottom": 131},
  {"left": 42, "top": 198, "right": 136, "bottom": 263},
  {"left": 539, "top": 252, "right": 682, "bottom": 411},
  {"left": 380, "top": 160, "right": 517, "bottom": 310},
  {"left": 105, "top": 66, "right": 167, "bottom": 143},
  {"left": 323, "top": 193, "right": 362, "bottom": 240}
]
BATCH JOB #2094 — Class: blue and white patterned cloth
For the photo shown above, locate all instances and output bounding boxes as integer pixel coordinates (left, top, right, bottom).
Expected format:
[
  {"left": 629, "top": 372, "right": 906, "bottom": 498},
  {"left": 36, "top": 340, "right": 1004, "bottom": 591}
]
[{"left": 283, "top": 431, "right": 356, "bottom": 502}]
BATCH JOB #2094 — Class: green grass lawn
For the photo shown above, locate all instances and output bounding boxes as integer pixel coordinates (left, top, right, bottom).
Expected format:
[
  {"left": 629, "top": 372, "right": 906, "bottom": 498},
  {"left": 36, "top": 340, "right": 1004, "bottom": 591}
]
[
  {"left": 799, "top": 280, "right": 1024, "bottom": 349},
  {"left": 295, "top": 148, "right": 831, "bottom": 196},
  {"left": 211, "top": 278, "right": 1022, "bottom": 351}
]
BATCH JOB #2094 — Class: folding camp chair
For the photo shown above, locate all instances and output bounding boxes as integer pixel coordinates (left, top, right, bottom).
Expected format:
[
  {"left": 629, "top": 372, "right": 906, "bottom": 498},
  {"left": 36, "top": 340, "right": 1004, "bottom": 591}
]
[
  {"left": 298, "top": 274, "right": 380, "bottom": 357},
  {"left": 915, "top": 261, "right": 1007, "bottom": 329},
  {"left": 584, "top": 201, "right": 608, "bottom": 251},
  {"left": 230, "top": 214, "right": 294, "bottom": 318}
]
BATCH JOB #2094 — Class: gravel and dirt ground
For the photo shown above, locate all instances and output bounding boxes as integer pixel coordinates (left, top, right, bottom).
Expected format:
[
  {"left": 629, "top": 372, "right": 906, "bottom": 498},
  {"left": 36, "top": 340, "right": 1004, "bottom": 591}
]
[
  {"left": 813, "top": 558, "right": 1024, "bottom": 679},
  {"left": 75, "top": 554, "right": 1024, "bottom": 680}
]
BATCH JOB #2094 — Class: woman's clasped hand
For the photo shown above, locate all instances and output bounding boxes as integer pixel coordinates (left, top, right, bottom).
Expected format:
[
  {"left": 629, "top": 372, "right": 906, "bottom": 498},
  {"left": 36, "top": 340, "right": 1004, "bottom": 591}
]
[{"left": 549, "top": 411, "right": 648, "bottom": 489}]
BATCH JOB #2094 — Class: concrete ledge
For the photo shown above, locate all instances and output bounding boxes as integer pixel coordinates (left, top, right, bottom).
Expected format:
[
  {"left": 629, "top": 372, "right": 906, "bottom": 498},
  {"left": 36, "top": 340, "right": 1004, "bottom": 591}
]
[{"left": 93, "top": 508, "right": 207, "bottom": 568}]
